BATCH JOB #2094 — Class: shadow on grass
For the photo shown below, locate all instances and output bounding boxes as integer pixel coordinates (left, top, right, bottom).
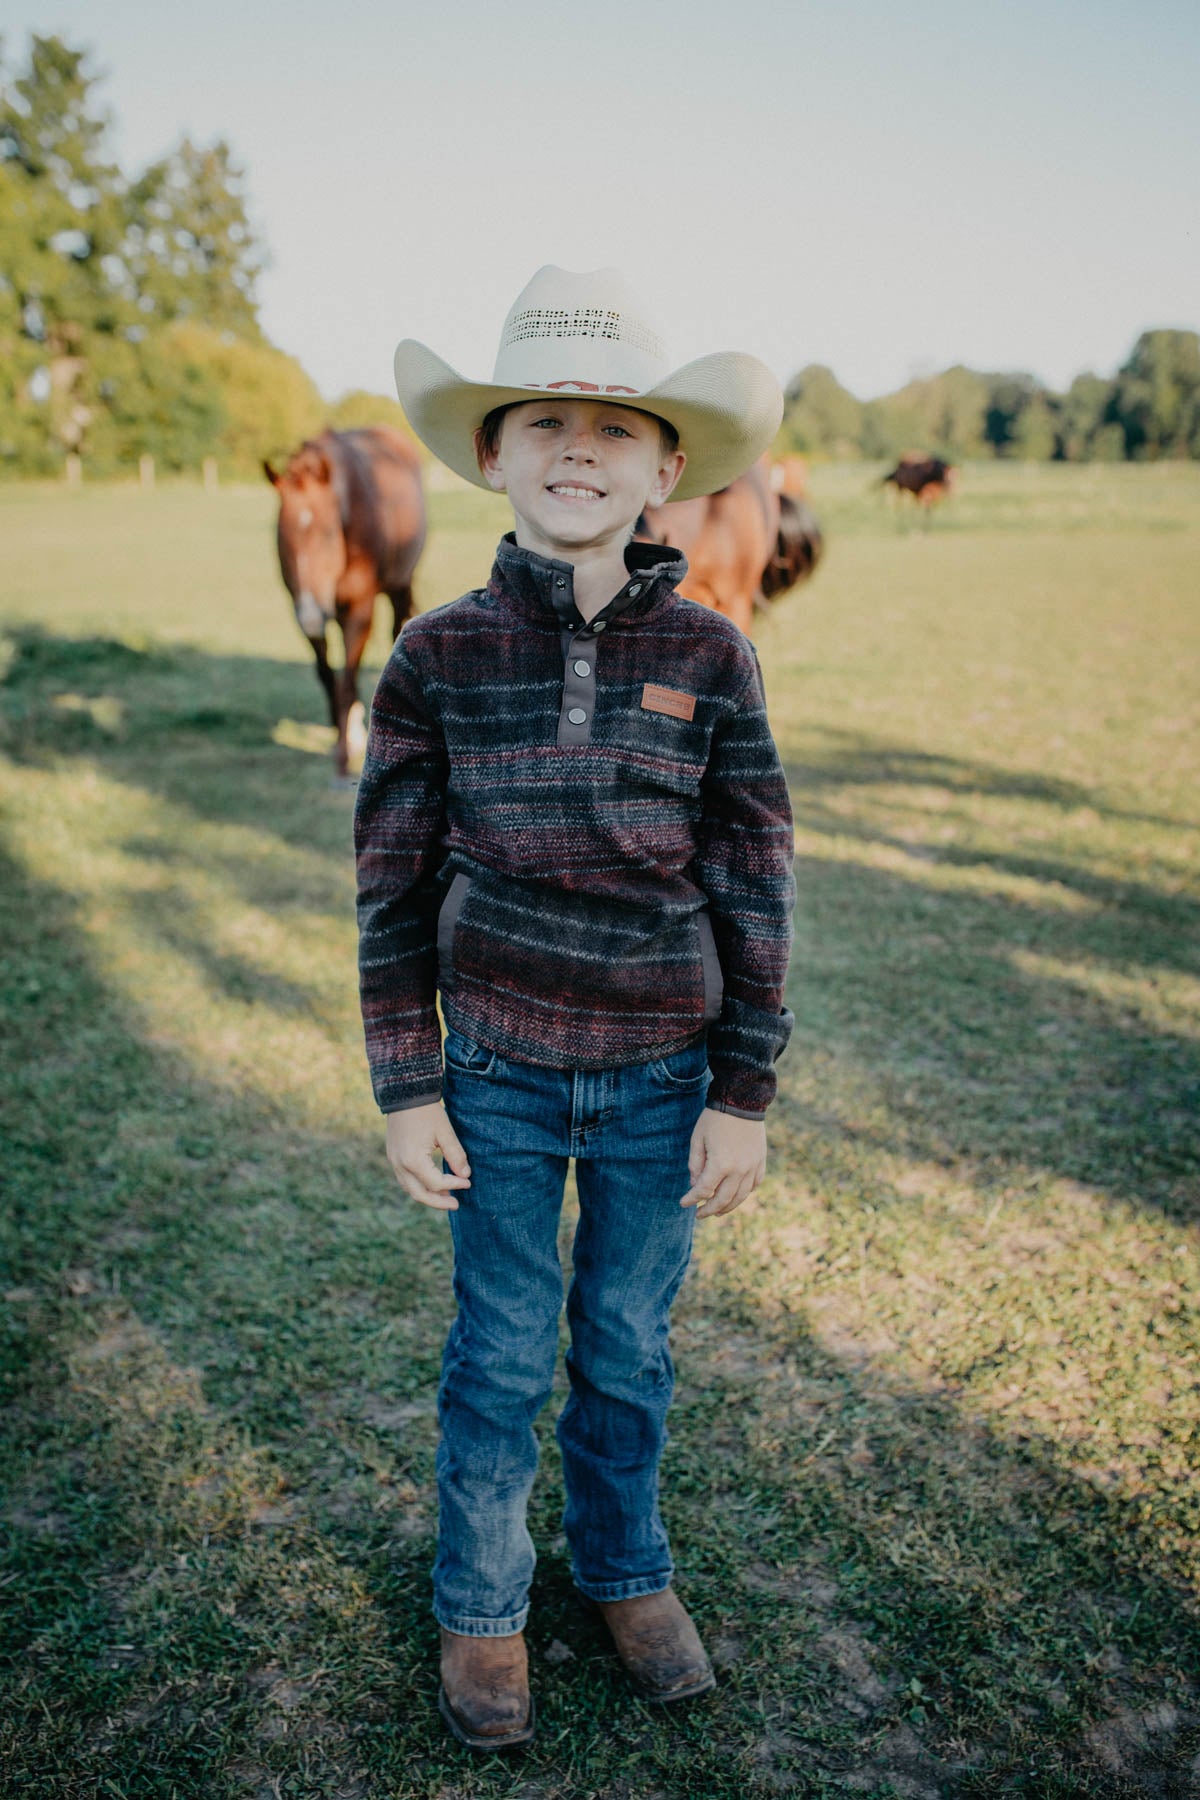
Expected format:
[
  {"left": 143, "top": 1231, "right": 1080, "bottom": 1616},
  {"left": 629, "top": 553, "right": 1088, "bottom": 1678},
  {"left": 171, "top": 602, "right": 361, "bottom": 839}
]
[{"left": 2, "top": 627, "right": 1199, "bottom": 1793}]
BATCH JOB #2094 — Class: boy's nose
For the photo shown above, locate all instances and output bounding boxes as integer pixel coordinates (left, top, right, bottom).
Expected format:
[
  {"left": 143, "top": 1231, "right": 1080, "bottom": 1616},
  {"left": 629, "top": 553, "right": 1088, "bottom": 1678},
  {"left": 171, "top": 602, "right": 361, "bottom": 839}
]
[{"left": 562, "top": 431, "right": 598, "bottom": 462}]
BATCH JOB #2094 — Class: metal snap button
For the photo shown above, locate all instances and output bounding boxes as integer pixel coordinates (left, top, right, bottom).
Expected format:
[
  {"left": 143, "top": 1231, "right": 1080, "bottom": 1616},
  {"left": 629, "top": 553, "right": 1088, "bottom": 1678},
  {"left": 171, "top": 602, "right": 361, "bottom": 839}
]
[
  {"left": 627, "top": 582, "right": 642, "bottom": 597},
  {"left": 555, "top": 577, "right": 566, "bottom": 588},
  {"left": 593, "top": 620, "right": 607, "bottom": 631},
  {"left": 573, "top": 659, "right": 590, "bottom": 676},
  {"left": 567, "top": 707, "right": 587, "bottom": 724}
]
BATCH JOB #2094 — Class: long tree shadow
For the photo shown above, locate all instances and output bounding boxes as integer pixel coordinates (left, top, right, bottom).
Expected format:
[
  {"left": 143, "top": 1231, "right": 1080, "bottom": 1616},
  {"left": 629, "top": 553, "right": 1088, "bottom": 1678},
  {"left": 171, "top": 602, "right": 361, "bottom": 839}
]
[
  {"left": 1, "top": 830, "right": 1197, "bottom": 1795},
  {"left": 3, "top": 626, "right": 1197, "bottom": 1227},
  {"left": 2, "top": 635, "right": 1199, "bottom": 1792}
]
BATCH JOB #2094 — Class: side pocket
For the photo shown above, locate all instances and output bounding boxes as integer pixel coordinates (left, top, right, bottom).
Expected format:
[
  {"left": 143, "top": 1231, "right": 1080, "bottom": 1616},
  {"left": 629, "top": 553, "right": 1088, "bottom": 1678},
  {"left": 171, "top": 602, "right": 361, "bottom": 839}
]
[
  {"left": 696, "top": 909, "right": 724, "bottom": 1024},
  {"left": 436, "top": 871, "right": 472, "bottom": 980}
]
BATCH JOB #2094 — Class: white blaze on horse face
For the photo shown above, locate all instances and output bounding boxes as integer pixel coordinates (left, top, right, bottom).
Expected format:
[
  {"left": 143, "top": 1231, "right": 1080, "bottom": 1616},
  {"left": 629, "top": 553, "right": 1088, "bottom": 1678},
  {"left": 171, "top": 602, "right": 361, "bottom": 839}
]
[{"left": 295, "top": 591, "right": 326, "bottom": 639}]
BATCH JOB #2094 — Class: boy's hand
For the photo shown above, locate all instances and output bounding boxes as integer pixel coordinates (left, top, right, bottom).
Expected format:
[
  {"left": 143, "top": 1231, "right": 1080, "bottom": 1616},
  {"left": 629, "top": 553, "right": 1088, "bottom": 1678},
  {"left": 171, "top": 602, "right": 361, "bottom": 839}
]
[
  {"left": 385, "top": 1103, "right": 472, "bottom": 1211},
  {"left": 679, "top": 1109, "right": 767, "bottom": 1218}
]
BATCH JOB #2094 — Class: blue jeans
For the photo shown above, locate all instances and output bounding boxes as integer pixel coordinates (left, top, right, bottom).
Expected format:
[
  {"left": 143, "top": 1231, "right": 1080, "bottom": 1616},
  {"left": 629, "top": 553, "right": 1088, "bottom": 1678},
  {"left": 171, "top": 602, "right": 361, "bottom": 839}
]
[{"left": 433, "top": 1026, "right": 711, "bottom": 1637}]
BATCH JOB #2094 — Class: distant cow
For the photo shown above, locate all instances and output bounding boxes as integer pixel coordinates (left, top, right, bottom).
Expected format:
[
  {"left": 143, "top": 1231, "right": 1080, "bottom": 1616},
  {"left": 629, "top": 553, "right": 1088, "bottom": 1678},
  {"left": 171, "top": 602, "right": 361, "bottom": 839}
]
[
  {"left": 636, "top": 453, "right": 823, "bottom": 636},
  {"left": 882, "top": 452, "right": 957, "bottom": 510},
  {"left": 265, "top": 426, "right": 425, "bottom": 778}
]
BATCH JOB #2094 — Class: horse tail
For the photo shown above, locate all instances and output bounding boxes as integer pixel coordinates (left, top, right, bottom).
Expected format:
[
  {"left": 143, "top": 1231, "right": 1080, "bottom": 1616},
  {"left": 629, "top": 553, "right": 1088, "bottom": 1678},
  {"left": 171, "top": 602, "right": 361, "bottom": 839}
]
[{"left": 761, "top": 495, "right": 823, "bottom": 599}]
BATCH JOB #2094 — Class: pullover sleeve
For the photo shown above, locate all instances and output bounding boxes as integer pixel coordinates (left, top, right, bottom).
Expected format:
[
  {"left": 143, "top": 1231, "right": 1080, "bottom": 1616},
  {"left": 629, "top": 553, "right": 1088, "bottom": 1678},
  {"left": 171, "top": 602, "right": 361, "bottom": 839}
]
[
  {"left": 694, "top": 647, "right": 796, "bottom": 1118},
  {"left": 353, "top": 635, "right": 449, "bottom": 1113}
]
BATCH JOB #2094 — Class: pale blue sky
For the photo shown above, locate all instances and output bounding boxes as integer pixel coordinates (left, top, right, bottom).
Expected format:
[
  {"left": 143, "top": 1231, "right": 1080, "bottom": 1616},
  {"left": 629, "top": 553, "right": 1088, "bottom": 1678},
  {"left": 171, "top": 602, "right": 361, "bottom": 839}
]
[{"left": 5, "top": 0, "right": 1198, "bottom": 401}]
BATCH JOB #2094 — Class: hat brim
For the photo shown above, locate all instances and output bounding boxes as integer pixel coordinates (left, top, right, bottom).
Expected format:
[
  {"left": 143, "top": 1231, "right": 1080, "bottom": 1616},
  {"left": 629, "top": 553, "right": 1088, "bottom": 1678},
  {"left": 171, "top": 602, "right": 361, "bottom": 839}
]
[{"left": 393, "top": 340, "right": 783, "bottom": 502}]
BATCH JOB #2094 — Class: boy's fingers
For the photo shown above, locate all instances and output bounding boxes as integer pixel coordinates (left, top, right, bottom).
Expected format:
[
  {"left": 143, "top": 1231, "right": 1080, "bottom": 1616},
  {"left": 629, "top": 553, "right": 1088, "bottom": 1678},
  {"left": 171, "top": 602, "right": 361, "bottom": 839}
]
[
  {"left": 402, "top": 1182, "right": 460, "bottom": 1212},
  {"left": 412, "top": 1155, "right": 470, "bottom": 1193},
  {"left": 695, "top": 1171, "right": 742, "bottom": 1217},
  {"left": 437, "top": 1120, "right": 472, "bottom": 1178},
  {"left": 680, "top": 1161, "right": 730, "bottom": 1209}
]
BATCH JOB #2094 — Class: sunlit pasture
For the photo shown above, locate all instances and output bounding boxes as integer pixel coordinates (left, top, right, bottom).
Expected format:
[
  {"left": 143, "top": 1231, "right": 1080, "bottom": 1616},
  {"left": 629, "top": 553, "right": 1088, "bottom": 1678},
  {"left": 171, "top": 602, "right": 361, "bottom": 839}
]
[{"left": 2, "top": 461, "right": 1198, "bottom": 1795}]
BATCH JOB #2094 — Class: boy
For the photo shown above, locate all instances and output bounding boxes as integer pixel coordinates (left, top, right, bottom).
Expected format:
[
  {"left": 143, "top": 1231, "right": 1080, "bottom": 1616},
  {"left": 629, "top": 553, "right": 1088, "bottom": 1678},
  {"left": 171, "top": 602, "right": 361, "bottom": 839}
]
[{"left": 354, "top": 266, "right": 796, "bottom": 1750}]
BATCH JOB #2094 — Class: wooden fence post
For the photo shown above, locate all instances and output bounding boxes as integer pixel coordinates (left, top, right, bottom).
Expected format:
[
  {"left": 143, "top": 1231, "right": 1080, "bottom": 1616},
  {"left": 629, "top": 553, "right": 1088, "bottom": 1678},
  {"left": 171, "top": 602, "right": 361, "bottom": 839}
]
[
  {"left": 139, "top": 453, "right": 155, "bottom": 489},
  {"left": 202, "top": 456, "right": 219, "bottom": 491},
  {"left": 65, "top": 453, "right": 82, "bottom": 486}
]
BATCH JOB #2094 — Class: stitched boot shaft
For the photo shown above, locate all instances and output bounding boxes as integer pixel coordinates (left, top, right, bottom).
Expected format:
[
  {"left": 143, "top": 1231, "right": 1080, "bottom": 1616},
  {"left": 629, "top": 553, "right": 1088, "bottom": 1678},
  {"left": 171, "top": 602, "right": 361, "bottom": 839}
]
[
  {"left": 438, "top": 1628, "right": 534, "bottom": 1749},
  {"left": 597, "top": 1589, "right": 716, "bottom": 1701}
]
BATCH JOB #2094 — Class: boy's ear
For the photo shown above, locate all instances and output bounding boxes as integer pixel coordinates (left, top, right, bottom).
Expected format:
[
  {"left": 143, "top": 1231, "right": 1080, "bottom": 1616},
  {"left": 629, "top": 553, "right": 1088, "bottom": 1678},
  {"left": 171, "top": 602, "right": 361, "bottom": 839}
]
[
  {"left": 473, "top": 426, "right": 508, "bottom": 493},
  {"left": 646, "top": 448, "right": 686, "bottom": 509}
]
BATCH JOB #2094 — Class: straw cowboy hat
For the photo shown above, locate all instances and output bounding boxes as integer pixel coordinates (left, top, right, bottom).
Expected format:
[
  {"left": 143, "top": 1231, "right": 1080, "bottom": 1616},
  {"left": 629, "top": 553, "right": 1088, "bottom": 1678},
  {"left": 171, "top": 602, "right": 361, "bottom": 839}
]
[{"left": 393, "top": 265, "right": 784, "bottom": 502}]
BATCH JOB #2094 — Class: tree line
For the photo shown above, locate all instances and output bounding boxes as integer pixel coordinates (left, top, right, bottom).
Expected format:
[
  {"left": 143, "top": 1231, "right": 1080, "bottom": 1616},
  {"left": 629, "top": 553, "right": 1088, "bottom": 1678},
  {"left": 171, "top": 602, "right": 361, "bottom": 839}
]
[
  {"left": 777, "top": 335, "right": 1200, "bottom": 465},
  {"left": 0, "top": 34, "right": 412, "bottom": 478},
  {"left": 2, "top": 33, "right": 1197, "bottom": 479}
]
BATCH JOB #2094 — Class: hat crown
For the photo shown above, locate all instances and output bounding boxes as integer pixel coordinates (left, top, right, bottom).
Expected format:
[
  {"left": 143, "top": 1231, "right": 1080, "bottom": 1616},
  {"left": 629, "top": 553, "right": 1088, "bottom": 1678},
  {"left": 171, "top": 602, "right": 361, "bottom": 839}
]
[{"left": 491, "top": 265, "right": 670, "bottom": 397}]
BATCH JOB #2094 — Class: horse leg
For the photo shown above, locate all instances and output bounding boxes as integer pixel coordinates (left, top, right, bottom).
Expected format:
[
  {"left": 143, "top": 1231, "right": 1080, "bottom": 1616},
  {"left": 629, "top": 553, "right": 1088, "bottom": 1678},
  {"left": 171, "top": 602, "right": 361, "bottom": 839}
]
[
  {"left": 389, "top": 583, "right": 415, "bottom": 639},
  {"left": 334, "top": 606, "right": 374, "bottom": 779},
  {"left": 311, "top": 632, "right": 338, "bottom": 731}
]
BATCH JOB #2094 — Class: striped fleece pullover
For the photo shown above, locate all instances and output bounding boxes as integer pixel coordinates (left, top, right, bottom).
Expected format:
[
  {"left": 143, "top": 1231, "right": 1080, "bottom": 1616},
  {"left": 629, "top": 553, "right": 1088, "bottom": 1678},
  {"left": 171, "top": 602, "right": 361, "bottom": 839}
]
[{"left": 353, "top": 533, "right": 796, "bottom": 1119}]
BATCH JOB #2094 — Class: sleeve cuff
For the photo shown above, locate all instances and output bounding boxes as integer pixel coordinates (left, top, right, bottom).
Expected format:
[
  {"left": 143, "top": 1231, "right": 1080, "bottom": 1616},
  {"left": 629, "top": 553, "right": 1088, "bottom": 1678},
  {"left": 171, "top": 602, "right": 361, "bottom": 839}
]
[
  {"left": 706, "top": 1098, "right": 766, "bottom": 1121},
  {"left": 380, "top": 1086, "right": 443, "bottom": 1114}
]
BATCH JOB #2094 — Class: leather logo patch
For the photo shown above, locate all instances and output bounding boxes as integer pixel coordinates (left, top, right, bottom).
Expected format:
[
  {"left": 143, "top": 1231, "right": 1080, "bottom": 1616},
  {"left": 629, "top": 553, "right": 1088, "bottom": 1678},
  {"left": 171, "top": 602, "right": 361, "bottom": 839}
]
[{"left": 641, "top": 682, "right": 696, "bottom": 721}]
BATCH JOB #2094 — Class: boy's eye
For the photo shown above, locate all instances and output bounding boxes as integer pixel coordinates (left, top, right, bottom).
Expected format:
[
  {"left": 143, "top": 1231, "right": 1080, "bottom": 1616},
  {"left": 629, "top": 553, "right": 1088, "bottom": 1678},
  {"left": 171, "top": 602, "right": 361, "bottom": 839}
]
[
  {"left": 602, "top": 424, "right": 632, "bottom": 437},
  {"left": 531, "top": 417, "right": 561, "bottom": 429}
]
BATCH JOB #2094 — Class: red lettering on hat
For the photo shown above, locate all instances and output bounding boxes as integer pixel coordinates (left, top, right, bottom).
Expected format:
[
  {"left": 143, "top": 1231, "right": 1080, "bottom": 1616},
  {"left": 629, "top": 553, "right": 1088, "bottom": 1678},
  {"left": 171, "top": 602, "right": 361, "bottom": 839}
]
[{"left": 523, "top": 381, "right": 642, "bottom": 395}]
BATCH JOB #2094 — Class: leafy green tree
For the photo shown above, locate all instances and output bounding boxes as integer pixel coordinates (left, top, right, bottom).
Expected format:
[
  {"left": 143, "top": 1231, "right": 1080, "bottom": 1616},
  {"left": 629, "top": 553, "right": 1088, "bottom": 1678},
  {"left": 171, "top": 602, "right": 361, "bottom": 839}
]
[
  {"left": 122, "top": 137, "right": 263, "bottom": 339},
  {"left": 0, "top": 32, "right": 273, "bottom": 472},
  {"left": 777, "top": 365, "right": 864, "bottom": 458},
  {"left": 166, "top": 320, "right": 323, "bottom": 473},
  {"left": 870, "top": 365, "right": 992, "bottom": 461},
  {"left": 1108, "top": 329, "right": 1200, "bottom": 459},
  {"left": 1055, "top": 372, "right": 1113, "bottom": 461},
  {"left": 326, "top": 387, "right": 424, "bottom": 451},
  {"left": 983, "top": 374, "right": 1051, "bottom": 458},
  {"left": 0, "top": 34, "right": 131, "bottom": 461}
]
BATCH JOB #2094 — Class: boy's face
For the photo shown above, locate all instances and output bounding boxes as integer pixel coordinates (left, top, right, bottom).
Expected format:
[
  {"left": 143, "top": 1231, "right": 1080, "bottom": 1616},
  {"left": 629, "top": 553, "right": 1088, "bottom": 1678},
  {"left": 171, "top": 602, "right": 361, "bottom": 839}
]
[{"left": 475, "top": 398, "right": 686, "bottom": 562}]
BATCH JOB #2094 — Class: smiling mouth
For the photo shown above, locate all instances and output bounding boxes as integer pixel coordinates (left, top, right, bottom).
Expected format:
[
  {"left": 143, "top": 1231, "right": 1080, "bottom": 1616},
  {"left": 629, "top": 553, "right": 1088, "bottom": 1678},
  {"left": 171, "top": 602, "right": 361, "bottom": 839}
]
[{"left": 546, "top": 483, "right": 606, "bottom": 501}]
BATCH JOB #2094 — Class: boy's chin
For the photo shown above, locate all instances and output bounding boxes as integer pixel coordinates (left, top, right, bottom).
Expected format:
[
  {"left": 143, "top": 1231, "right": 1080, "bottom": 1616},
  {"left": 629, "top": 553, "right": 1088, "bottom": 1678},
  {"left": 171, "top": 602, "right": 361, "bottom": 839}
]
[{"left": 518, "top": 507, "right": 630, "bottom": 553}]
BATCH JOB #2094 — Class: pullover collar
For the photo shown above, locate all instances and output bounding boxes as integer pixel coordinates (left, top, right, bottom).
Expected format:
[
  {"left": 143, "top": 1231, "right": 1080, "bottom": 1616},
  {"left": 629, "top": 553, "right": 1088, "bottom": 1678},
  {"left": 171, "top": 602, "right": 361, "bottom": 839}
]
[{"left": 489, "top": 532, "right": 688, "bottom": 633}]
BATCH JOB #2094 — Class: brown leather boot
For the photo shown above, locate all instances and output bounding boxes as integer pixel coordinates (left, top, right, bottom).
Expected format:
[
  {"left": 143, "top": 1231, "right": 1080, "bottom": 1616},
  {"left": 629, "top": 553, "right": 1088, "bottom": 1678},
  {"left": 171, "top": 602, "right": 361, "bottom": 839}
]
[
  {"left": 437, "top": 1626, "right": 535, "bottom": 1750},
  {"left": 595, "top": 1589, "right": 716, "bottom": 1702}
]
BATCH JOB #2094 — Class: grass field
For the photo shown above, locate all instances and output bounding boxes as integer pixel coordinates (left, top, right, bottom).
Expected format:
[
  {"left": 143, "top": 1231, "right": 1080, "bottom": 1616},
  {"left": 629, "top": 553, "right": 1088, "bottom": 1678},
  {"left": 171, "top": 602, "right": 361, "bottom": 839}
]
[{"left": 2, "top": 462, "right": 1198, "bottom": 1798}]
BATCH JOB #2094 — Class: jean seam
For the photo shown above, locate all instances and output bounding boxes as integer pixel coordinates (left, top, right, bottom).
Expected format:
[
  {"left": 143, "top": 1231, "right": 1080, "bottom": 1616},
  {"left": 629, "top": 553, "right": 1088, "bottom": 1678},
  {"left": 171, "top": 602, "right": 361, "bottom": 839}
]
[
  {"left": 434, "top": 1602, "right": 530, "bottom": 1637},
  {"left": 572, "top": 1571, "right": 675, "bottom": 1603}
]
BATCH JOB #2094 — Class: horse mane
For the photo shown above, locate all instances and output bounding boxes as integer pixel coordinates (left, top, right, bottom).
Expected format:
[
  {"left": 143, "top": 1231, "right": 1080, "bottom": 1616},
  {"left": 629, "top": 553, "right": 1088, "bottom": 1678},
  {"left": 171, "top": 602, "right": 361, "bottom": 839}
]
[{"left": 317, "top": 429, "right": 387, "bottom": 568}]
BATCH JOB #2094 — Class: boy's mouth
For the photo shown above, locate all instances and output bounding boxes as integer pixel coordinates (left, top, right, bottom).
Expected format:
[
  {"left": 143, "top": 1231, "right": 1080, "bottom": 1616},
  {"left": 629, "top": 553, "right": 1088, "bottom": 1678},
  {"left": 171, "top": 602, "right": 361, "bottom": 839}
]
[{"left": 546, "top": 483, "right": 606, "bottom": 502}]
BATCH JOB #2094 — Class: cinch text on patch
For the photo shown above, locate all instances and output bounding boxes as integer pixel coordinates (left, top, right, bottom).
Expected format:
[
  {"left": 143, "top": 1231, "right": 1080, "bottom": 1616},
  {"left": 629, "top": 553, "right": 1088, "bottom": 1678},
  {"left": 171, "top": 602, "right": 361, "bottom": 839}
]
[{"left": 641, "top": 683, "right": 697, "bottom": 721}]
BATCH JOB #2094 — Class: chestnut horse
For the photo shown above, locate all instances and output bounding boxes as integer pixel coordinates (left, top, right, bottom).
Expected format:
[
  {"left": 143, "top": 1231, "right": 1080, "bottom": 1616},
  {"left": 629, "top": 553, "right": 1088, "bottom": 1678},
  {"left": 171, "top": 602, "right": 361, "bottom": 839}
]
[
  {"left": 264, "top": 426, "right": 425, "bottom": 777},
  {"left": 635, "top": 453, "right": 822, "bottom": 635}
]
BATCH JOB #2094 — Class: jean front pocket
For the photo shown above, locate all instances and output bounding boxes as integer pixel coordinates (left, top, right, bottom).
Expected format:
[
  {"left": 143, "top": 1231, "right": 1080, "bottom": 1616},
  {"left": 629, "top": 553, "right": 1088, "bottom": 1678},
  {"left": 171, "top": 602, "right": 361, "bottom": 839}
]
[
  {"left": 646, "top": 1039, "right": 711, "bottom": 1092},
  {"left": 442, "top": 1028, "right": 500, "bottom": 1078}
]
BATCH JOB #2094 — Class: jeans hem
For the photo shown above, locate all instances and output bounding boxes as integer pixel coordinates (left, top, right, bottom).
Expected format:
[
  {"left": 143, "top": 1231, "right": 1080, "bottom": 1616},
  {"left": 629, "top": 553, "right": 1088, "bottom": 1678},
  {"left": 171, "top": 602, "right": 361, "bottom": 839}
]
[
  {"left": 433, "top": 1601, "right": 530, "bottom": 1637},
  {"left": 573, "top": 1570, "right": 674, "bottom": 1604}
]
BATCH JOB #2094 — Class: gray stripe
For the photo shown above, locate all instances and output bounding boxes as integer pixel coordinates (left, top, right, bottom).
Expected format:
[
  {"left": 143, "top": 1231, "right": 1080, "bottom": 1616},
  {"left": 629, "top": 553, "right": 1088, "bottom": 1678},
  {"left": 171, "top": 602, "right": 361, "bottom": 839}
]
[
  {"left": 436, "top": 871, "right": 472, "bottom": 974},
  {"left": 696, "top": 909, "right": 725, "bottom": 1024}
]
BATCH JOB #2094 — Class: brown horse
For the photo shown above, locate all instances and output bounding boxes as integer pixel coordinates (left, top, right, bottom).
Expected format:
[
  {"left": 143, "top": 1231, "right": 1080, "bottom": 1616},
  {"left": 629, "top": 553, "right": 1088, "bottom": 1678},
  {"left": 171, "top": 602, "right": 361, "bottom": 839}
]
[
  {"left": 882, "top": 451, "right": 957, "bottom": 513},
  {"left": 264, "top": 426, "right": 425, "bottom": 777},
  {"left": 636, "top": 453, "right": 822, "bottom": 635}
]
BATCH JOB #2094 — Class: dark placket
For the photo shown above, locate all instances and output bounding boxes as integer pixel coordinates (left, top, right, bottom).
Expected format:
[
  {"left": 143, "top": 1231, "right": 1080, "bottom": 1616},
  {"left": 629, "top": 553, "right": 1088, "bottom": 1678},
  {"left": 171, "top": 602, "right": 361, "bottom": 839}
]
[
  {"left": 550, "top": 572, "right": 651, "bottom": 749},
  {"left": 489, "top": 535, "right": 688, "bottom": 751}
]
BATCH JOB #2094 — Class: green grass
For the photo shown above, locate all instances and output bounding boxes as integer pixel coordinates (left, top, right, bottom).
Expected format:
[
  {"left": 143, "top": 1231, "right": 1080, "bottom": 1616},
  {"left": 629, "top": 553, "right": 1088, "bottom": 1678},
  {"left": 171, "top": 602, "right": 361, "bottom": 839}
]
[{"left": 2, "top": 464, "right": 1198, "bottom": 1797}]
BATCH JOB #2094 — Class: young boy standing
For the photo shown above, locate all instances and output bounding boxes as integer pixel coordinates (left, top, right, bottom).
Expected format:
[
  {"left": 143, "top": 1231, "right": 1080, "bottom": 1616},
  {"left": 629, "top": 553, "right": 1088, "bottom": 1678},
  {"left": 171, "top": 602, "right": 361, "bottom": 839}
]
[{"left": 354, "top": 267, "right": 796, "bottom": 1750}]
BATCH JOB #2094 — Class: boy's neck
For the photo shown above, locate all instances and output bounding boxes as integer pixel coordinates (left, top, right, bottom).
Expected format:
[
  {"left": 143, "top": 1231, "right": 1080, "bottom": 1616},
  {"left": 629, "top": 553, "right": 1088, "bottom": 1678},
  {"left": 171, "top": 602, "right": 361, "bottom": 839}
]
[{"left": 511, "top": 523, "right": 632, "bottom": 625}]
